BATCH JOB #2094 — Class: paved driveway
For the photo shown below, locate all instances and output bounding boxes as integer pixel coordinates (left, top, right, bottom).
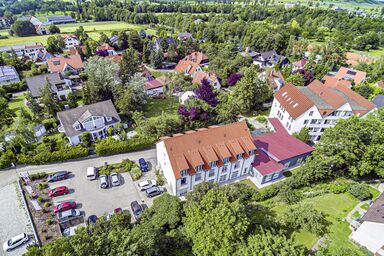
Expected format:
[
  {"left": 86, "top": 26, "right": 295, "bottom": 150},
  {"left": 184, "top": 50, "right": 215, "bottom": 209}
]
[{"left": 0, "top": 184, "right": 33, "bottom": 256}]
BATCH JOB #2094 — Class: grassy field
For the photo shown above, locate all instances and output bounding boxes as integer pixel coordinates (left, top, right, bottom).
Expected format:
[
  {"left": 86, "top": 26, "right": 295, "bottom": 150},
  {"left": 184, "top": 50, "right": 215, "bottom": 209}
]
[
  {"left": 272, "top": 192, "right": 372, "bottom": 254},
  {"left": 9, "top": 93, "right": 31, "bottom": 116},
  {"left": 0, "top": 21, "right": 156, "bottom": 47},
  {"left": 143, "top": 97, "right": 179, "bottom": 118}
]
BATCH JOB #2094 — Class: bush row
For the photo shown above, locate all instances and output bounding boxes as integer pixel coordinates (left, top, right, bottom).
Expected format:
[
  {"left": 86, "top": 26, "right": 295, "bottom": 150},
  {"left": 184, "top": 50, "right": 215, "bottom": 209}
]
[
  {"left": 17, "top": 146, "right": 89, "bottom": 165},
  {"left": 95, "top": 137, "right": 155, "bottom": 156}
]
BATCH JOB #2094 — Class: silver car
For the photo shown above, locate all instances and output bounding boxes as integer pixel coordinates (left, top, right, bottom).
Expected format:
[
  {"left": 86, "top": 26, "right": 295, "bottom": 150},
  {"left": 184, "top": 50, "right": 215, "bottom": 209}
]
[
  {"left": 2, "top": 233, "right": 29, "bottom": 252},
  {"left": 57, "top": 209, "right": 81, "bottom": 221},
  {"left": 99, "top": 175, "right": 109, "bottom": 189},
  {"left": 110, "top": 172, "right": 120, "bottom": 186}
]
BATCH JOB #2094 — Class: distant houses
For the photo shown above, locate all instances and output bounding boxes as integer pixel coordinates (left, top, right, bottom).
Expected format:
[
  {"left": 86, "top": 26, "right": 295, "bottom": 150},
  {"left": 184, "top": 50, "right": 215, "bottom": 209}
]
[
  {"left": 47, "top": 55, "right": 84, "bottom": 74},
  {"left": 0, "top": 66, "right": 20, "bottom": 85},
  {"left": 47, "top": 16, "right": 76, "bottom": 24},
  {"left": 0, "top": 42, "right": 45, "bottom": 58}
]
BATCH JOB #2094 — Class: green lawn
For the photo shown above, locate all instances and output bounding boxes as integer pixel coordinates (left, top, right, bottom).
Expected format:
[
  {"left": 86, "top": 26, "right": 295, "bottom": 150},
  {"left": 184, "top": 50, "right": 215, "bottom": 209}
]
[
  {"left": 272, "top": 193, "right": 368, "bottom": 255},
  {"left": 143, "top": 97, "right": 179, "bottom": 118},
  {"left": 9, "top": 93, "right": 31, "bottom": 116},
  {"left": 238, "top": 179, "right": 259, "bottom": 190},
  {"left": 361, "top": 203, "right": 369, "bottom": 211},
  {"left": 0, "top": 21, "right": 156, "bottom": 47}
]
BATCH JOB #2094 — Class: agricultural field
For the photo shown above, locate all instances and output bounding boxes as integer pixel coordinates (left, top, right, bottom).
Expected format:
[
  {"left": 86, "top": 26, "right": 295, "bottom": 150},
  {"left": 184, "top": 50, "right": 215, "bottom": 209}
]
[{"left": 0, "top": 21, "right": 157, "bottom": 47}]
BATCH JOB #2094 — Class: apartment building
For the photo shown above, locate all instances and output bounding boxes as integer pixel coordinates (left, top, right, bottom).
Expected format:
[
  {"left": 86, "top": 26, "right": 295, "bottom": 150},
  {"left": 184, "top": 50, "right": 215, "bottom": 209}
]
[
  {"left": 156, "top": 122, "right": 256, "bottom": 196},
  {"left": 269, "top": 81, "right": 376, "bottom": 142}
]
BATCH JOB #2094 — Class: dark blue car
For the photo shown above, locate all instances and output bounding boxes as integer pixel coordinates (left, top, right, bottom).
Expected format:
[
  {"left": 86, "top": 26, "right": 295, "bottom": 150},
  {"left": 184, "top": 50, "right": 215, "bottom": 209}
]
[{"left": 138, "top": 158, "right": 149, "bottom": 172}]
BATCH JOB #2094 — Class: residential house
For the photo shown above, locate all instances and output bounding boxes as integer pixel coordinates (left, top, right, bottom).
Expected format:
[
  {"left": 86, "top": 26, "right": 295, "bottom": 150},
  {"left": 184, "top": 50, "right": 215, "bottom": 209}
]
[
  {"left": 175, "top": 59, "right": 202, "bottom": 77},
  {"left": 268, "top": 81, "right": 376, "bottom": 142},
  {"left": 61, "top": 35, "right": 79, "bottom": 49},
  {"left": 292, "top": 59, "right": 308, "bottom": 71},
  {"left": 372, "top": 94, "right": 384, "bottom": 109},
  {"left": 57, "top": 100, "right": 121, "bottom": 145},
  {"left": 178, "top": 32, "right": 192, "bottom": 41},
  {"left": 192, "top": 71, "right": 221, "bottom": 90},
  {"left": 47, "top": 55, "right": 84, "bottom": 74},
  {"left": 323, "top": 75, "right": 352, "bottom": 88},
  {"left": 18, "top": 16, "right": 50, "bottom": 35},
  {"left": 154, "top": 37, "right": 176, "bottom": 52},
  {"left": 68, "top": 45, "right": 87, "bottom": 56},
  {"left": 156, "top": 122, "right": 257, "bottom": 197},
  {"left": 179, "top": 91, "right": 196, "bottom": 104},
  {"left": 345, "top": 52, "right": 373, "bottom": 66},
  {"left": 144, "top": 76, "right": 168, "bottom": 96},
  {"left": 26, "top": 73, "right": 72, "bottom": 100},
  {"left": 334, "top": 67, "right": 366, "bottom": 85},
  {"left": 252, "top": 50, "right": 289, "bottom": 68},
  {"left": 47, "top": 16, "right": 76, "bottom": 24},
  {"left": 109, "top": 35, "right": 119, "bottom": 45},
  {"left": 350, "top": 193, "right": 384, "bottom": 254},
  {"left": 267, "top": 69, "right": 285, "bottom": 92},
  {"left": 0, "top": 43, "right": 45, "bottom": 58},
  {"left": 33, "top": 49, "right": 53, "bottom": 63},
  {"left": 251, "top": 118, "right": 314, "bottom": 186},
  {"left": 184, "top": 51, "right": 209, "bottom": 66},
  {"left": 96, "top": 43, "right": 117, "bottom": 56},
  {"left": 0, "top": 66, "right": 20, "bottom": 85}
]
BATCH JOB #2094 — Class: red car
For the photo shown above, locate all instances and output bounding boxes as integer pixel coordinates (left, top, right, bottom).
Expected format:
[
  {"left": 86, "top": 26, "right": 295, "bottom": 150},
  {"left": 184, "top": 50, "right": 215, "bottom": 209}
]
[
  {"left": 48, "top": 186, "right": 69, "bottom": 197},
  {"left": 53, "top": 201, "right": 77, "bottom": 213}
]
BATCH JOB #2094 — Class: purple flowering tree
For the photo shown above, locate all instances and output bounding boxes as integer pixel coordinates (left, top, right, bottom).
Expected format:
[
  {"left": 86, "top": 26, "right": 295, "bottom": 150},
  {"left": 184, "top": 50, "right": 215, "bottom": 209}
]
[
  {"left": 227, "top": 73, "right": 242, "bottom": 86},
  {"left": 194, "top": 78, "right": 218, "bottom": 107}
]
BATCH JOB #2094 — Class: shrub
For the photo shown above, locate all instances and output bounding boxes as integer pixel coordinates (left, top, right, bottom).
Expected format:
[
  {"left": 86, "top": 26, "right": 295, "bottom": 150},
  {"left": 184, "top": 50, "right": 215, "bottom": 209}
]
[
  {"left": 349, "top": 184, "right": 371, "bottom": 201},
  {"left": 42, "top": 118, "right": 58, "bottom": 131},
  {"left": 131, "top": 166, "right": 142, "bottom": 181},
  {"left": 17, "top": 146, "right": 89, "bottom": 165},
  {"left": 0, "top": 150, "right": 14, "bottom": 169},
  {"left": 255, "top": 116, "right": 267, "bottom": 123},
  {"left": 121, "top": 159, "right": 134, "bottom": 172},
  {"left": 330, "top": 182, "right": 349, "bottom": 194},
  {"left": 81, "top": 132, "right": 92, "bottom": 148},
  {"left": 37, "top": 182, "right": 48, "bottom": 190},
  {"left": 30, "top": 172, "right": 48, "bottom": 181},
  {"left": 44, "top": 202, "right": 50, "bottom": 208},
  {"left": 155, "top": 170, "right": 165, "bottom": 186},
  {"left": 95, "top": 137, "right": 155, "bottom": 156},
  {"left": 37, "top": 197, "right": 43, "bottom": 203}
]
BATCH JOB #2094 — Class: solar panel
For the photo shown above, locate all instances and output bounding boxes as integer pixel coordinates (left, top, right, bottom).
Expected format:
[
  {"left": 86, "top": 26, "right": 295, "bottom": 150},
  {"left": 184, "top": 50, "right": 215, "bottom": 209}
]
[{"left": 347, "top": 70, "right": 357, "bottom": 76}]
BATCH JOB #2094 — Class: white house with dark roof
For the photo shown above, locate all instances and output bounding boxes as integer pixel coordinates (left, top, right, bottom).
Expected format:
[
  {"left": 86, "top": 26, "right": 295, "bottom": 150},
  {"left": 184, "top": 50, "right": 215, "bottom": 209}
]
[
  {"left": 269, "top": 81, "right": 376, "bottom": 142},
  {"left": 57, "top": 100, "right": 121, "bottom": 145},
  {"left": 26, "top": 73, "right": 72, "bottom": 99},
  {"left": 156, "top": 122, "right": 257, "bottom": 196}
]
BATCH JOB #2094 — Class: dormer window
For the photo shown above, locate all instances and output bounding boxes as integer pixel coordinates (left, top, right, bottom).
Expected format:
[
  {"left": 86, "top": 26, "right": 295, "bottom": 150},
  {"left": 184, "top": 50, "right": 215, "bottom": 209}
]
[
  {"left": 180, "top": 170, "right": 188, "bottom": 177},
  {"left": 74, "top": 125, "right": 81, "bottom": 131},
  {"left": 106, "top": 116, "right": 112, "bottom": 122},
  {"left": 223, "top": 157, "right": 229, "bottom": 164},
  {"left": 210, "top": 161, "right": 217, "bottom": 168},
  {"left": 236, "top": 154, "right": 243, "bottom": 160},
  {"left": 249, "top": 150, "right": 254, "bottom": 156},
  {"left": 196, "top": 165, "right": 203, "bottom": 172}
]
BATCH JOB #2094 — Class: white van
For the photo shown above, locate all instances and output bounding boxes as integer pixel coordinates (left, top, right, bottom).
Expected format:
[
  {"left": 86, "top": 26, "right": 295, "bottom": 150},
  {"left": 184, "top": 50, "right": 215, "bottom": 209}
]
[{"left": 86, "top": 167, "right": 98, "bottom": 180}]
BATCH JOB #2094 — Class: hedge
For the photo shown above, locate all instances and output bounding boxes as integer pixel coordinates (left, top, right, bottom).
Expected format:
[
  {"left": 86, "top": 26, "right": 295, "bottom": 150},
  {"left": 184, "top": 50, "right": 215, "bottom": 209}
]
[
  {"left": 95, "top": 137, "right": 155, "bottom": 156},
  {"left": 17, "top": 146, "right": 89, "bottom": 165}
]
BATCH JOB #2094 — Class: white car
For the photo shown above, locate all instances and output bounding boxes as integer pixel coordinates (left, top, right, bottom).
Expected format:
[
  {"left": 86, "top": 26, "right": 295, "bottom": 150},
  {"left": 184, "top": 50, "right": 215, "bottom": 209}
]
[
  {"left": 110, "top": 172, "right": 120, "bottom": 186},
  {"left": 3, "top": 233, "right": 29, "bottom": 252},
  {"left": 99, "top": 175, "right": 109, "bottom": 189},
  {"left": 138, "top": 180, "right": 157, "bottom": 191}
]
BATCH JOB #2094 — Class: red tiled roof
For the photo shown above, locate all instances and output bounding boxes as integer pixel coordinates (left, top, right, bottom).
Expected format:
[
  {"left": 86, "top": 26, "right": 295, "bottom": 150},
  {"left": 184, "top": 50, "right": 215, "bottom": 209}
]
[
  {"left": 323, "top": 75, "right": 352, "bottom": 88},
  {"left": 308, "top": 80, "right": 346, "bottom": 110},
  {"left": 159, "top": 122, "right": 256, "bottom": 179},
  {"left": 47, "top": 54, "right": 84, "bottom": 73},
  {"left": 105, "top": 55, "right": 122, "bottom": 64},
  {"left": 192, "top": 71, "right": 218, "bottom": 84},
  {"left": 252, "top": 149, "right": 284, "bottom": 176},
  {"left": 335, "top": 67, "right": 366, "bottom": 85},
  {"left": 274, "top": 83, "right": 314, "bottom": 119},
  {"left": 184, "top": 51, "right": 209, "bottom": 64},
  {"left": 175, "top": 59, "right": 199, "bottom": 75},
  {"left": 144, "top": 79, "right": 163, "bottom": 90},
  {"left": 345, "top": 52, "right": 374, "bottom": 66},
  {"left": 25, "top": 43, "right": 44, "bottom": 49},
  {"left": 293, "top": 59, "right": 308, "bottom": 68}
]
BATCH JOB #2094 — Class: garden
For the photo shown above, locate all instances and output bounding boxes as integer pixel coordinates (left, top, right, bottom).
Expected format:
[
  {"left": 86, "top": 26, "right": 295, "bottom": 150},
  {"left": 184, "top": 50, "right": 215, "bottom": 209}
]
[
  {"left": 20, "top": 172, "right": 62, "bottom": 245},
  {"left": 98, "top": 158, "right": 143, "bottom": 181}
]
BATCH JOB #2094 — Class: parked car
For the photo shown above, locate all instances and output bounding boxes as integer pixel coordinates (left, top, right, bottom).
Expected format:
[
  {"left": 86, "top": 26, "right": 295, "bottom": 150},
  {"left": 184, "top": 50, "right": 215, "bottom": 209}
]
[
  {"left": 87, "top": 215, "right": 98, "bottom": 226},
  {"left": 48, "top": 186, "right": 69, "bottom": 197},
  {"left": 53, "top": 201, "right": 77, "bottom": 213},
  {"left": 2, "top": 233, "right": 29, "bottom": 252},
  {"left": 110, "top": 172, "right": 120, "bottom": 186},
  {"left": 138, "top": 158, "right": 149, "bottom": 172},
  {"left": 99, "top": 175, "right": 109, "bottom": 189},
  {"left": 130, "top": 201, "right": 143, "bottom": 221},
  {"left": 62, "top": 224, "right": 85, "bottom": 237},
  {"left": 57, "top": 209, "right": 81, "bottom": 221},
  {"left": 138, "top": 179, "right": 156, "bottom": 191},
  {"left": 145, "top": 186, "right": 164, "bottom": 198},
  {"left": 46, "top": 171, "right": 69, "bottom": 182},
  {"left": 86, "top": 167, "right": 98, "bottom": 180}
]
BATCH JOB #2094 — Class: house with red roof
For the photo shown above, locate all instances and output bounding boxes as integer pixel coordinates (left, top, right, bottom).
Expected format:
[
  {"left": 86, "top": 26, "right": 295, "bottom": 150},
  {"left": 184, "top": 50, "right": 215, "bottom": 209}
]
[
  {"left": 334, "top": 67, "right": 366, "bottom": 85},
  {"left": 47, "top": 54, "right": 84, "bottom": 74},
  {"left": 144, "top": 76, "right": 169, "bottom": 96},
  {"left": 251, "top": 118, "right": 314, "bottom": 186},
  {"left": 174, "top": 51, "right": 209, "bottom": 77},
  {"left": 192, "top": 71, "right": 221, "bottom": 89},
  {"left": 292, "top": 59, "right": 308, "bottom": 72}
]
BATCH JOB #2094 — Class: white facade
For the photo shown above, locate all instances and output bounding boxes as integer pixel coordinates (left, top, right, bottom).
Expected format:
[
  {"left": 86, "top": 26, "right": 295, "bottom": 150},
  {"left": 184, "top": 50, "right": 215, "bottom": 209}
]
[
  {"left": 146, "top": 87, "right": 164, "bottom": 97},
  {"left": 179, "top": 91, "right": 196, "bottom": 104},
  {"left": 157, "top": 141, "right": 256, "bottom": 197},
  {"left": 63, "top": 37, "right": 79, "bottom": 49},
  {"left": 269, "top": 97, "right": 376, "bottom": 142}
]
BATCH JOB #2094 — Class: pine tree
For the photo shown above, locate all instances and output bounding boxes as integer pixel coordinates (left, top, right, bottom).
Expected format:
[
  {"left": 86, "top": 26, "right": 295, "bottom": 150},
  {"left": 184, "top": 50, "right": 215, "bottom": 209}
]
[{"left": 119, "top": 48, "right": 141, "bottom": 85}]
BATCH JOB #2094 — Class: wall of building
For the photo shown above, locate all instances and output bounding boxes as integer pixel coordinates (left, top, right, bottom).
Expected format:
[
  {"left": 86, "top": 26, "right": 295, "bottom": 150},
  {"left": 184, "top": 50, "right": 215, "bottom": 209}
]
[{"left": 156, "top": 141, "right": 177, "bottom": 195}]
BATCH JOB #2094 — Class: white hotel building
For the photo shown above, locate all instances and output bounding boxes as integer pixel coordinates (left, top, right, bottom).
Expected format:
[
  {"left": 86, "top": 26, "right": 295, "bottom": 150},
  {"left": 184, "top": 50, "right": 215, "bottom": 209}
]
[
  {"left": 156, "top": 122, "right": 256, "bottom": 197},
  {"left": 269, "top": 80, "right": 376, "bottom": 142}
]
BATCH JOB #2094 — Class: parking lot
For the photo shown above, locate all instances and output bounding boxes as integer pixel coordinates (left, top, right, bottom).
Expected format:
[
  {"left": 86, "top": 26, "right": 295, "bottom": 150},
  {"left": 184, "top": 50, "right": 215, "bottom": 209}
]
[{"left": 50, "top": 158, "right": 160, "bottom": 222}]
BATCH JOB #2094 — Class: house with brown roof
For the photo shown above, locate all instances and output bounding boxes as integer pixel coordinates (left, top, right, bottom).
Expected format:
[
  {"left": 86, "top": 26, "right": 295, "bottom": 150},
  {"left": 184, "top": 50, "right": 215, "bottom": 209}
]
[
  {"left": 192, "top": 71, "right": 221, "bottom": 89},
  {"left": 47, "top": 55, "right": 84, "bottom": 74},
  {"left": 156, "top": 122, "right": 257, "bottom": 196},
  {"left": 144, "top": 76, "right": 169, "bottom": 96},
  {"left": 345, "top": 52, "right": 374, "bottom": 66},
  {"left": 350, "top": 192, "right": 384, "bottom": 254},
  {"left": 269, "top": 80, "right": 376, "bottom": 142},
  {"left": 174, "top": 51, "right": 209, "bottom": 77},
  {"left": 334, "top": 67, "right": 367, "bottom": 85},
  {"left": 323, "top": 75, "right": 352, "bottom": 88},
  {"left": 267, "top": 69, "right": 285, "bottom": 92},
  {"left": 292, "top": 59, "right": 307, "bottom": 72},
  {"left": 96, "top": 43, "right": 117, "bottom": 56}
]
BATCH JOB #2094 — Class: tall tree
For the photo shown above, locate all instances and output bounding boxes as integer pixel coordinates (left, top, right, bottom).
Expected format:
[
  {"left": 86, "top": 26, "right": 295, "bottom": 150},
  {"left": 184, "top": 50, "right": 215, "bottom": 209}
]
[
  {"left": 10, "top": 20, "right": 36, "bottom": 37},
  {"left": 119, "top": 48, "right": 141, "bottom": 85},
  {"left": 0, "top": 96, "right": 14, "bottom": 128},
  {"left": 194, "top": 78, "right": 218, "bottom": 107},
  {"left": 40, "top": 81, "right": 60, "bottom": 117}
]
